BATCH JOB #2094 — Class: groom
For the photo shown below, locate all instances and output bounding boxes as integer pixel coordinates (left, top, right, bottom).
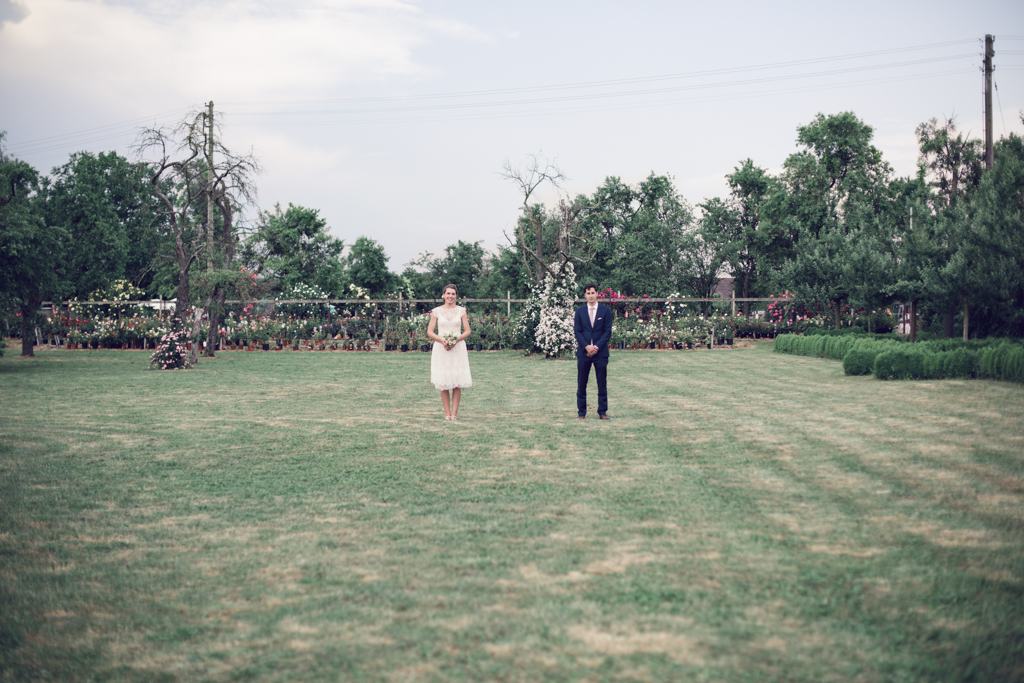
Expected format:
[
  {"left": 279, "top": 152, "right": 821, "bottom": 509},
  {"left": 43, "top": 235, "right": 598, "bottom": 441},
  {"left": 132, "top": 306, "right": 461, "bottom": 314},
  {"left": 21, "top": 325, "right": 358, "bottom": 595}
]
[{"left": 573, "top": 283, "right": 613, "bottom": 420}]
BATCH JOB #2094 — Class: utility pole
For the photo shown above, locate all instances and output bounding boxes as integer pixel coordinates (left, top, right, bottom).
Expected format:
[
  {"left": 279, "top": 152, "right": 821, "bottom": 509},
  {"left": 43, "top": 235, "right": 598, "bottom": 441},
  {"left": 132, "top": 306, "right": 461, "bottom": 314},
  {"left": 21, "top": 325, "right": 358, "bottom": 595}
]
[
  {"left": 984, "top": 35, "right": 995, "bottom": 170},
  {"left": 909, "top": 206, "right": 917, "bottom": 343},
  {"left": 206, "top": 100, "right": 215, "bottom": 272}
]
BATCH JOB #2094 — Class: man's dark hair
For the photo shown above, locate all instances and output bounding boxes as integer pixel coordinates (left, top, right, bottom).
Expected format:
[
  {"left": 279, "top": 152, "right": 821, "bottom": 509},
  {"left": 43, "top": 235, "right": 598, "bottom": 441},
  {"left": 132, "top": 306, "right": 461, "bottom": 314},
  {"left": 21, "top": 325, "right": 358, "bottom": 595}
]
[{"left": 583, "top": 283, "right": 599, "bottom": 293}]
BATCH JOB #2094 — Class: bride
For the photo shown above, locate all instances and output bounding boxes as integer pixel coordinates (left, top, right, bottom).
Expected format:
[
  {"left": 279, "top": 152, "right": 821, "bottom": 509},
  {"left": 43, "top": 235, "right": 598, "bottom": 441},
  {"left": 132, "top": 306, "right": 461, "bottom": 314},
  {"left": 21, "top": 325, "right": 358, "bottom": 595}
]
[{"left": 426, "top": 284, "right": 473, "bottom": 420}]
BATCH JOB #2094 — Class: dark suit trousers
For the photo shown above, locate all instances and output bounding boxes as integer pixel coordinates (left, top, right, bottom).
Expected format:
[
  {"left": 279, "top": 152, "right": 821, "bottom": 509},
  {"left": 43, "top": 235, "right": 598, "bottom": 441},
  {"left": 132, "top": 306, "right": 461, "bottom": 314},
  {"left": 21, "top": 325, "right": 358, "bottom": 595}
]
[{"left": 577, "top": 354, "right": 608, "bottom": 416}]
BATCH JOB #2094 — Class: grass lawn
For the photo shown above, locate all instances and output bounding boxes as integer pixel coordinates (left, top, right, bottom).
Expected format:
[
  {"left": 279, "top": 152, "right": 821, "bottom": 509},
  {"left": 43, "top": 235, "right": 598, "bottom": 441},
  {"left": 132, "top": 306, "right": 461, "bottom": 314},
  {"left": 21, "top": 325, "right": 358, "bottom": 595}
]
[{"left": 1, "top": 343, "right": 1023, "bottom": 682}]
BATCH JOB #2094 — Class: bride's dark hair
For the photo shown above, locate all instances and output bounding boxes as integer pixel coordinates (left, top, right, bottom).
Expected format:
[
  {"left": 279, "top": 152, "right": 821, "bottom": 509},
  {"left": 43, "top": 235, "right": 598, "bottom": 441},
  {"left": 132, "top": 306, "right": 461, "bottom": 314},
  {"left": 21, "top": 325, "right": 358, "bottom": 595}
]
[{"left": 443, "top": 284, "right": 458, "bottom": 295}]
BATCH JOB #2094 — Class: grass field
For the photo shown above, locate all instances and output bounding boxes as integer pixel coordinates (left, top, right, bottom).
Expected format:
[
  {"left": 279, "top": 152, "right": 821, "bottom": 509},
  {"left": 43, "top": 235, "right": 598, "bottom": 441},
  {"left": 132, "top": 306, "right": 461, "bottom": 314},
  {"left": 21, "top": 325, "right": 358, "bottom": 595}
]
[{"left": 1, "top": 344, "right": 1023, "bottom": 682}]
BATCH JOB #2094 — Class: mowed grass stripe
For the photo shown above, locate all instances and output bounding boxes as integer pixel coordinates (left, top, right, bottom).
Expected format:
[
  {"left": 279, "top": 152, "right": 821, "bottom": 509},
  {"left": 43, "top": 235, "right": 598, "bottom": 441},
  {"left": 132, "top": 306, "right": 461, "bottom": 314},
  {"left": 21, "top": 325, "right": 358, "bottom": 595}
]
[{"left": 1, "top": 345, "right": 1022, "bottom": 682}]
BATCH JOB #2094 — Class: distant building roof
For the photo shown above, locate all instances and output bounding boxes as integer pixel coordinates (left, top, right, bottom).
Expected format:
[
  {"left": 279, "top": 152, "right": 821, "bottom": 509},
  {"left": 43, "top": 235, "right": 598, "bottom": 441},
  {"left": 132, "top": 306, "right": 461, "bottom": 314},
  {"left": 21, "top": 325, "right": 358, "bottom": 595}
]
[{"left": 713, "top": 277, "right": 735, "bottom": 299}]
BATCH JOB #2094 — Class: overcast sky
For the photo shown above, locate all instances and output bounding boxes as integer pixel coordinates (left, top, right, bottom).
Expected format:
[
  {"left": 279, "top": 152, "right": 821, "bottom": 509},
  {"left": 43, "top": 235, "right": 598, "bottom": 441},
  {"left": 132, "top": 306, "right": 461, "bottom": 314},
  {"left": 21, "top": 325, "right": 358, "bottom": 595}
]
[{"left": 2, "top": 0, "right": 1023, "bottom": 272}]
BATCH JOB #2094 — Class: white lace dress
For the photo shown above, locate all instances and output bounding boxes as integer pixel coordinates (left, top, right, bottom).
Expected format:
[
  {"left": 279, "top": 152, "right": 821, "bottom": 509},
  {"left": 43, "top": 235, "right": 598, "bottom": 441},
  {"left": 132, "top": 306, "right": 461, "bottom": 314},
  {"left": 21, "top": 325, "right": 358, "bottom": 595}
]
[{"left": 430, "top": 305, "right": 473, "bottom": 391}]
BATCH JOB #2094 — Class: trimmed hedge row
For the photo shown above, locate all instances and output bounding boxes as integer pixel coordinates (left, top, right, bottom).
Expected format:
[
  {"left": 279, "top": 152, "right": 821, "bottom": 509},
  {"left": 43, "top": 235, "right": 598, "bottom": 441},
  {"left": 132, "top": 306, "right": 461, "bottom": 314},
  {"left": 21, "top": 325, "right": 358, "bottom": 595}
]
[{"left": 774, "top": 334, "right": 1024, "bottom": 383}]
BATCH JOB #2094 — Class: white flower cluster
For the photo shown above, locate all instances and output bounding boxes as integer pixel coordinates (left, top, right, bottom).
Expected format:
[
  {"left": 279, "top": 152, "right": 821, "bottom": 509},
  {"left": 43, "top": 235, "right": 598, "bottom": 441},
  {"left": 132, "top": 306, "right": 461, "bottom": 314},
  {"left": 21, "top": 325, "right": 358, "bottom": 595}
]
[
  {"left": 533, "top": 263, "right": 579, "bottom": 358},
  {"left": 277, "top": 283, "right": 331, "bottom": 317}
]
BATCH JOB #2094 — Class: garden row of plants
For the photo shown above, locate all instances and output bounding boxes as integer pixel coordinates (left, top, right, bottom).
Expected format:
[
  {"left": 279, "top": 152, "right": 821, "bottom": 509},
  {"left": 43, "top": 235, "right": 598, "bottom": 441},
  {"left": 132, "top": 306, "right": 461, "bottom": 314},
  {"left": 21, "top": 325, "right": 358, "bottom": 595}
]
[
  {"left": 46, "top": 309, "right": 847, "bottom": 351},
  {"left": 21, "top": 285, "right": 900, "bottom": 353},
  {"left": 774, "top": 330, "right": 1024, "bottom": 383}
]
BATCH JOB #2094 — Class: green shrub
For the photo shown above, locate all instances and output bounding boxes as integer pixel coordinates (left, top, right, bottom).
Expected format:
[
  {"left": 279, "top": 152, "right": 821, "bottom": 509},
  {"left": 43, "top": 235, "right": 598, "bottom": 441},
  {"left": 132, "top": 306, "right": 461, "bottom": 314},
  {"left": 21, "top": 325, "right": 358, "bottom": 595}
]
[
  {"left": 922, "top": 352, "right": 946, "bottom": 379},
  {"left": 773, "top": 334, "right": 829, "bottom": 358},
  {"left": 978, "top": 342, "right": 1024, "bottom": 383},
  {"left": 780, "top": 331, "right": 1024, "bottom": 383},
  {"left": 942, "top": 348, "right": 977, "bottom": 378},
  {"left": 873, "top": 350, "right": 901, "bottom": 380},
  {"left": 873, "top": 348, "right": 928, "bottom": 380},
  {"left": 843, "top": 349, "right": 877, "bottom": 375}
]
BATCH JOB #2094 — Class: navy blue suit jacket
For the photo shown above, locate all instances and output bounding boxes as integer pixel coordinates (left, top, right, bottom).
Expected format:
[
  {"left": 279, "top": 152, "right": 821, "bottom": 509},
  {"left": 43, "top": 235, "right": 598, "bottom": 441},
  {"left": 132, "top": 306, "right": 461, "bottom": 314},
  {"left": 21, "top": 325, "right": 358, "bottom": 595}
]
[{"left": 574, "top": 303, "right": 613, "bottom": 359}]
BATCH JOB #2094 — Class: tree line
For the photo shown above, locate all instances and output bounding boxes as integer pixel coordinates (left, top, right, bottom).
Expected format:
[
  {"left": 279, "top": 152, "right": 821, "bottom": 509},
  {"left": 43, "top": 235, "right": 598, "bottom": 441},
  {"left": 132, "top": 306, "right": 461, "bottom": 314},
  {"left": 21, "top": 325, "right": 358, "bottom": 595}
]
[
  {"left": 2, "top": 109, "right": 1023, "bottom": 357},
  {"left": 497, "top": 112, "right": 1024, "bottom": 341}
]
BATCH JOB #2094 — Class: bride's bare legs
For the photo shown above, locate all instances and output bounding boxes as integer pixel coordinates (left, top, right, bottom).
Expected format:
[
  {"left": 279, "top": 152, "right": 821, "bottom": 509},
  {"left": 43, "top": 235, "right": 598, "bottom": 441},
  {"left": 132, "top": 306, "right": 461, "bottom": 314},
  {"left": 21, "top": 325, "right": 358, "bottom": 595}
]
[
  {"left": 451, "top": 387, "right": 461, "bottom": 418},
  {"left": 440, "top": 390, "right": 452, "bottom": 418}
]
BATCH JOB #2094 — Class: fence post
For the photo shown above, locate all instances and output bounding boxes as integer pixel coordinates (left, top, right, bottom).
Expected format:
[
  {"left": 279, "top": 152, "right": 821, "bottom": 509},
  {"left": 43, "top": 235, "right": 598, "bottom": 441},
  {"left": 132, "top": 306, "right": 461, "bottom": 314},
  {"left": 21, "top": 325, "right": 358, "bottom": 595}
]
[{"left": 507, "top": 291, "right": 510, "bottom": 316}]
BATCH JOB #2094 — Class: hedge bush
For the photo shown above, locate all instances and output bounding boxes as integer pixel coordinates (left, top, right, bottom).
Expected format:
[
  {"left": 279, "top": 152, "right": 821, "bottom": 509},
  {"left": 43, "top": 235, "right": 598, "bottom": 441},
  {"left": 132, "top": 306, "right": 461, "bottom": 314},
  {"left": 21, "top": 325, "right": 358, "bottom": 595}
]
[
  {"left": 775, "top": 333, "right": 1024, "bottom": 383},
  {"left": 843, "top": 348, "right": 880, "bottom": 375},
  {"left": 873, "top": 347, "right": 928, "bottom": 380},
  {"left": 978, "top": 342, "right": 1024, "bottom": 383}
]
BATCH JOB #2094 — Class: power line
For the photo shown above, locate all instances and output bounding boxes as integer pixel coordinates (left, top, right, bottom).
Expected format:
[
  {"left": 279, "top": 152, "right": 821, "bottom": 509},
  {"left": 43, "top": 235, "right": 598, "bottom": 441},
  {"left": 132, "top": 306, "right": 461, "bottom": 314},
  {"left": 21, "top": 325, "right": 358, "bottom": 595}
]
[
  {"left": 4, "top": 38, "right": 1008, "bottom": 157},
  {"left": 222, "top": 39, "right": 977, "bottom": 106},
  {"left": 995, "top": 81, "right": 1007, "bottom": 135},
  {"left": 225, "top": 68, "right": 977, "bottom": 128},
  {"left": 5, "top": 108, "right": 190, "bottom": 152},
  {"left": 6, "top": 108, "right": 191, "bottom": 157},
  {"left": 226, "top": 54, "right": 978, "bottom": 118}
]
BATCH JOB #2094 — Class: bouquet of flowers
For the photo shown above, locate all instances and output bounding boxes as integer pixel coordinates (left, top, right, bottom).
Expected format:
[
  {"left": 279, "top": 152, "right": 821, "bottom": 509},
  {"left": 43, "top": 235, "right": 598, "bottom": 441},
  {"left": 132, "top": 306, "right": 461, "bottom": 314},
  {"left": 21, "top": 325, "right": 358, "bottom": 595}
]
[{"left": 442, "top": 332, "right": 459, "bottom": 350}]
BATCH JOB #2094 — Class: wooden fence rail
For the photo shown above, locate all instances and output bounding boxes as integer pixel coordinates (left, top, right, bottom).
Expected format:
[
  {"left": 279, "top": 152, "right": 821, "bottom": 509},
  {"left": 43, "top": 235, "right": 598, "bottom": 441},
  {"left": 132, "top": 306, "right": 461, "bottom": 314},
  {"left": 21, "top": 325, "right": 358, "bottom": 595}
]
[
  {"left": 37, "top": 295, "right": 794, "bottom": 320},
  {"left": 48, "top": 297, "right": 792, "bottom": 306}
]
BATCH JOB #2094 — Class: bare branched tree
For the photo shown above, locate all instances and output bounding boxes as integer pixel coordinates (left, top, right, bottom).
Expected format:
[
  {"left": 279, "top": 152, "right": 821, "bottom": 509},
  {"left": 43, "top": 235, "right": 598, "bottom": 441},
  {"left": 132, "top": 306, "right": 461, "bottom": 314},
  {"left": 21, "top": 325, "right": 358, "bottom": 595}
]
[
  {"left": 134, "top": 106, "right": 260, "bottom": 365},
  {"left": 500, "top": 153, "right": 564, "bottom": 285},
  {"left": 500, "top": 153, "right": 598, "bottom": 286}
]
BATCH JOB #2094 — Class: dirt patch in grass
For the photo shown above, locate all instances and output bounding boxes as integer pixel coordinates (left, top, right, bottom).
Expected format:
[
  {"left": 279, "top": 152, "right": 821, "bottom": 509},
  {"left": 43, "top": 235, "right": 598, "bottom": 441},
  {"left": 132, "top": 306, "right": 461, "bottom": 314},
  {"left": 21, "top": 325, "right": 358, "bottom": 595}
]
[
  {"left": 566, "top": 624, "right": 706, "bottom": 664},
  {"left": 388, "top": 663, "right": 438, "bottom": 681},
  {"left": 807, "top": 544, "right": 888, "bottom": 558},
  {"left": 516, "top": 563, "right": 591, "bottom": 586},
  {"left": 278, "top": 617, "right": 319, "bottom": 635},
  {"left": 585, "top": 550, "right": 657, "bottom": 575},
  {"left": 871, "top": 515, "right": 1010, "bottom": 549},
  {"left": 257, "top": 566, "right": 304, "bottom": 588}
]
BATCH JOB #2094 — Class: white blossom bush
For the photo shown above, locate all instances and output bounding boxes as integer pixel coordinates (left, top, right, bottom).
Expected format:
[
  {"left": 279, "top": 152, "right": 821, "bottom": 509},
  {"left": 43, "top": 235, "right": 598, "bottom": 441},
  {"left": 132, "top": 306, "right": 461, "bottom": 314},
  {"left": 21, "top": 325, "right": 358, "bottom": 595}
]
[
  {"left": 512, "top": 292, "right": 542, "bottom": 351},
  {"left": 533, "top": 262, "right": 579, "bottom": 358},
  {"left": 276, "top": 283, "right": 331, "bottom": 317}
]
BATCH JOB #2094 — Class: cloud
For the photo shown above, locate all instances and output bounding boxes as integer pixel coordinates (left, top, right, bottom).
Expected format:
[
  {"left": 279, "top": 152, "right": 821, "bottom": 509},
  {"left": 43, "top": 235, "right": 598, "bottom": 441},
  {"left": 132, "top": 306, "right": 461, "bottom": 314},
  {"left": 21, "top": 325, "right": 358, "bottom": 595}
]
[
  {"left": 0, "top": 0, "right": 29, "bottom": 25},
  {"left": 0, "top": 0, "right": 486, "bottom": 113}
]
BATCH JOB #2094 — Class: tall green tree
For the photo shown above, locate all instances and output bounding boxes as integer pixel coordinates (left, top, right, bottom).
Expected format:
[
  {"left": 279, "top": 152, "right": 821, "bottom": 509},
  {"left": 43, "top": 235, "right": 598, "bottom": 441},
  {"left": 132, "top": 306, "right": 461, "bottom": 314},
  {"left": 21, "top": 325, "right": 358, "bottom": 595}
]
[
  {"left": 408, "top": 240, "right": 487, "bottom": 300},
  {"left": 971, "top": 132, "right": 1024, "bottom": 336},
  {"left": 612, "top": 174, "right": 694, "bottom": 296},
  {"left": 721, "top": 160, "right": 785, "bottom": 316},
  {"left": 346, "top": 236, "right": 396, "bottom": 295},
  {"left": 681, "top": 199, "right": 733, "bottom": 314},
  {"left": 571, "top": 173, "right": 693, "bottom": 295},
  {"left": 0, "top": 134, "right": 66, "bottom": 356},
  {"left": 41, "top": 151, "right": 162, "bottom": 299},
  {"left": 464, "top": 243, "right": 533, "bottom": 301},
  {"left": 778, "top": 112, "right": 894, "bottom": 327},
  {"left": 916, "top": 117, "right": 984, "bottom": 211},
  {"left": 883, "top": 177, "right": 931, "bottom": 340},
  {"left": 240, "top": 203, "right": 346, "bottom": 295},
  {"left": 926, "top": 133, "right": 1024, "bottom": 339}
]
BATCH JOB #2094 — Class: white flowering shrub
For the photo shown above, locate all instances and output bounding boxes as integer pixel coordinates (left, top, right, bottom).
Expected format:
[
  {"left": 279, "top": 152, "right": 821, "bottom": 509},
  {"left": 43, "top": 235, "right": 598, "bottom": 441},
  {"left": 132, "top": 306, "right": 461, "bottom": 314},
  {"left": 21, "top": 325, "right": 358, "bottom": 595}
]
[
  {"left": 533, "top": 262, "right": 579, "bottom": 358},
  {"left": 276, "top": 283, "right": 330, "bottom": 317},
  {"left": 512, "top": 293, "right": 542, "bottom": 351}
]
